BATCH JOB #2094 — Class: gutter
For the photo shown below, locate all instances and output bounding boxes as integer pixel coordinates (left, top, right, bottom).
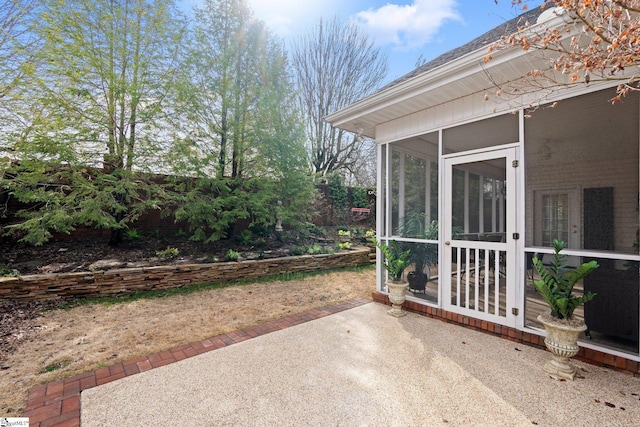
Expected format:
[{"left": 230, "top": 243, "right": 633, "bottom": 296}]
[{"left": 325, "top": 8, "right": 575, "bottom": 134}]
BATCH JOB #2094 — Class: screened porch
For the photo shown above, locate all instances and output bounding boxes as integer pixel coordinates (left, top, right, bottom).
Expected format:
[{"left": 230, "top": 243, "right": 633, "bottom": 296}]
[{"left": 377, "top": 87, "right": 640, "bottom": 359}]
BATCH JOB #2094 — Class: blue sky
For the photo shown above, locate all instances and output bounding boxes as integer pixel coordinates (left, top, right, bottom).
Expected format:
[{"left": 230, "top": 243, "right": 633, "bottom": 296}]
[{"left": 246, "top": 0, "right": 543, "bottom": 84}]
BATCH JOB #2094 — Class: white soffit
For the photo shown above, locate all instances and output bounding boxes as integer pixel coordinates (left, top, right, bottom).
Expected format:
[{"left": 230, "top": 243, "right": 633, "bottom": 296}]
[{"left": 325, "top": 10, "right": 574, "bottom": 138}]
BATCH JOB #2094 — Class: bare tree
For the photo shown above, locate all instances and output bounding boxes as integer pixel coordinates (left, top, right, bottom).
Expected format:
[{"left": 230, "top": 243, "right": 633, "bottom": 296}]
[
  {"left": 488, "top": 0, "right": 640, "bottom": 104},
  {"left": 291, "top": 17, "right": 388, "bottom": 181}
]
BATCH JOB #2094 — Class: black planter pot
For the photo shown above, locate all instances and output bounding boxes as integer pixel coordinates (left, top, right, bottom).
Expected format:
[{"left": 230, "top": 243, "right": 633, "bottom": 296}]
[{"left": 407, "top": 271, "right": 428, "bottom": 293}]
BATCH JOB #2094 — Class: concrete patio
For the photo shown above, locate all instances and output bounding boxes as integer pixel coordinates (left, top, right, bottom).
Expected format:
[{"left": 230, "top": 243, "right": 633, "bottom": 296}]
[{"left": 25, "top": 299, "right": 640, "bottom": 426}]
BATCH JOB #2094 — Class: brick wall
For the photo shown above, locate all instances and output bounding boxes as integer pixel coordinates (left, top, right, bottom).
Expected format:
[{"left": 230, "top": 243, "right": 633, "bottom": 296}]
[
  {"left": 0, "top": 247, "right": 373, "bottom": 302},
  {"left": 524, "top": 90, "right": 639, "bottom": 251}
]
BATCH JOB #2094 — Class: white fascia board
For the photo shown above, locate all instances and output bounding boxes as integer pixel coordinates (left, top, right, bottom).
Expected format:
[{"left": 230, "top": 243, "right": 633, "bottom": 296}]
[{"left": 326, "top": 11, "right": 573, "bottom": 129}]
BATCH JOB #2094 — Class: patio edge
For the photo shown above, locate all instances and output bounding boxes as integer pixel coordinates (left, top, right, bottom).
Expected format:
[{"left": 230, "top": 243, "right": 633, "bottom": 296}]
[{"left": 22, "top": 298, "right": 371, "bottom": 427}]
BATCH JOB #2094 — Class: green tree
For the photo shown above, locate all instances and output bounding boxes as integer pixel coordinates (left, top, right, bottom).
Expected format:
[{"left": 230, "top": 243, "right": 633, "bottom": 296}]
[
  {"left": 169, "top": 0, "right": 315, "bottom": 242},
  {"left": 0, "top": 0, "right": 36, "bottom": 102},
  {"left": 0, "top": 0, "right": 38, "bottom": 219},
  {"left": 2, "top": 0, "right": 187, "bottom": 245}
]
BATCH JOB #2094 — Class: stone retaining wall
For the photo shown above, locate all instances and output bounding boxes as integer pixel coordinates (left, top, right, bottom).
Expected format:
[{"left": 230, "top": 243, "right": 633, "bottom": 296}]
[{"left": 0, "top": 247, "right": 373, "bottom": 302}]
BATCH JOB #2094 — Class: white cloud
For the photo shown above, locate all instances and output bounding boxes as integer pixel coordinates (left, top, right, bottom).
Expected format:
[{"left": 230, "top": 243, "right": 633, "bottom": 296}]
[
  {"left": 249, "top": 0, "right": 339, "bottom": 39},
  {"left": 352, "top": 0, "right": 462, "bottom": 51},
  {"left": 249, "top": 0, "right": 296, "bottom": 37}
]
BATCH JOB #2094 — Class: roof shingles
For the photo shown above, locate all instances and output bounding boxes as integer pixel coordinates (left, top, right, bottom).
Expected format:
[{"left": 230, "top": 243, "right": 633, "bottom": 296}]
[{"left": 379, "top": 7, "right": 545, "bottom": 92}]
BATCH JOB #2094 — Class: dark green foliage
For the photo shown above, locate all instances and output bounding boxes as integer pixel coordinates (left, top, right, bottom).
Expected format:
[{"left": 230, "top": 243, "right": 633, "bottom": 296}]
[
  {"left": 372, "top": 238, "right": 411, "bottom": 281},
  {"left": 328, "top": 173, "right": 348, "bottom": 211},
  {"left": 174, "top": 229, "right": 190, "bottom": 238},
  {"left": 226, "top": 249, "right": 240, "bottom": 261},
  {"left": 397, "top": 212, "right": 439, "bottom": 276},
  {"left": 249, "top": 224, "right": 270, "bottom": 238},
  {"left": 125, "top": 229, "right": 142, "bottom": 242},
  {"left": 0, "top": 264, "right": 20, "bottom": 277},
  {"left": 2, "top": 162, "right": 166, "bottom": 245},
  {"left": 156, "top": 246, "right": 179, "bottom": 260},
  {"left": 304, "top": 222, "right": 326, "bottom": 237},
  {"left": 237, "top": 229, "right": 253, "bottom": 246},
  {"left": 172, "top": 176, "right": 279, "bottom": 244},
  {"left": 351, "top": 186, "right": 368, "bottom": 208},
  {"left": 289, "top": 245, "right": 308, "bottom": 256},
  {"left": 171, "top": 177, "right": 239, "bottom": 243},
  {"left": 532, "top": 239, "right": 599, "bottom": 319}
]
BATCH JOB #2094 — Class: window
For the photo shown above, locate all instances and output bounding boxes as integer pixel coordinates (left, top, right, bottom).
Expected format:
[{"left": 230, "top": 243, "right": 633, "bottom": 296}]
[
  {"left": 534, "top": 189, "right": 579, "bottom": 248},
  {"left": 541, "top": 193, "right": 569, "bottom": 246}
]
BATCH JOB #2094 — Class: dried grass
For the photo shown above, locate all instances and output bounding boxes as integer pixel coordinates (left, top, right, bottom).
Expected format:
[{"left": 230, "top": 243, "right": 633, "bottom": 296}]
[{"left": 0, "top": 268, "right": 375, "bottom": 416}]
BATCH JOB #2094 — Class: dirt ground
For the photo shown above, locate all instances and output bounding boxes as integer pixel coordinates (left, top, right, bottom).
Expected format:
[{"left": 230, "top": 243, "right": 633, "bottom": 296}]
[
  {"left": 0, "top": 267, "right": 376, "bottom": 416},
  {"left": 0, "top": 234, "right": 316, "bottom": 276}
]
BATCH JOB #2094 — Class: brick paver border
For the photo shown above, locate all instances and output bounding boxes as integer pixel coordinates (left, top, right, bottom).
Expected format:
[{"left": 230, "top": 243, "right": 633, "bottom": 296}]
[{"left": 22, "top": 298, "right": 371, "bottom": 427}]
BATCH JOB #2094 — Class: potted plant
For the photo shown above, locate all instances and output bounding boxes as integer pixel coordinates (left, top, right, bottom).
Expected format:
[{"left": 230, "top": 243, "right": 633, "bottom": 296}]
[
  {"left": 398, "top": 214, "right": 439, "bottom": 293},
  {"left": 372, "top": 238, "right": 411, "bottom": 317},
  {"left": 532, "top": 239, "right": 599, "bottom": 380},
  {"left": 397, "top": 213, "right": 460, "bottom": 294}
]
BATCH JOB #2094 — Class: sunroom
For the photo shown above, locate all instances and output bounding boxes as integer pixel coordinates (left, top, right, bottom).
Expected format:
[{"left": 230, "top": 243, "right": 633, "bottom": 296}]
[{"left": 327, "top": 8, "right": 640, "bottom": 363}]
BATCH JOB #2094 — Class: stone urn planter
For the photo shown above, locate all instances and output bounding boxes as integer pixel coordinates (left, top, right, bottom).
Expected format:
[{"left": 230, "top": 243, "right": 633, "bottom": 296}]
[
  {"left": 537, "top": 313, "right": 588, "bottom": 380},
  {"left": 531, "top": 240, "right": 598, "bottom": 380},
  {"left": 387, "top": 280, "right": 409, "bottom": 317},
  {"left": 372, "top": 238, "right": 412, "bottom": 318}
]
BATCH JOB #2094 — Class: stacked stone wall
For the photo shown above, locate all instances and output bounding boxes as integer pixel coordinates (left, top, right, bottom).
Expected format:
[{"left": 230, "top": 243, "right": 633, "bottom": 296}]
[{"left": 0, "top": 247, "right": 373, "bottom": 302}]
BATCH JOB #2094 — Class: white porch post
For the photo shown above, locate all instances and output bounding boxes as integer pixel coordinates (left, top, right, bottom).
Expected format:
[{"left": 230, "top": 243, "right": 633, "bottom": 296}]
[
  {"left": 376, "top": 142, "right": 385, "bottom": 291},
  {"left": 398, "top": 152, "right": 405, "bottom": 226}
]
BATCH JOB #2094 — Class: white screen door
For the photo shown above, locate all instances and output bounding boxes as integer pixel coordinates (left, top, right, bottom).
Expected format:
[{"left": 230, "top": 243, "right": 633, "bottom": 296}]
[{"left": 443, "top": 147, "right": 518, "bottom": 327}]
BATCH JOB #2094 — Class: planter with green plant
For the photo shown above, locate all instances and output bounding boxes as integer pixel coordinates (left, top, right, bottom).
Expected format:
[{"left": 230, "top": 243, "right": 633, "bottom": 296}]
[
  {"left": 372, "top": 238, "right": 411, "bottom": 317},
  {"left": 397, "top": 213, "right": 439, "bottom": 293},
  {"left": 532, "top": 239, "right": 599, "bottom": 380}
]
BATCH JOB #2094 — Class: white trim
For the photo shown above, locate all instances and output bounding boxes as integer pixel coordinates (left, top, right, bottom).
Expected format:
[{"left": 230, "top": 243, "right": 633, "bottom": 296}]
[
  {"left": 464, "top": 171, "right": 470, "bottom": 232},
  {"left": 438, "top": 129, "right": 444, "bottom": 303},
  {"left": 525, "top": 247, "right": 640, "bottom": 262},
  {"left": 426, "top": 160, "right": 432, "bottom": 223},
  {"left": 325, "top": 13, "right": 573, "bottom": 130},
  {"left": 442, "top": 142, "right": 520, "bottom": 160},
  {"left": 373, "top": 80, "right": 622, "bottom": 146},
  {"left": 376, "top": 143, "right": 384, "bottom": 292},
  {"left": 516, "top": 109, "right": 526, "bottom": 330}
]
